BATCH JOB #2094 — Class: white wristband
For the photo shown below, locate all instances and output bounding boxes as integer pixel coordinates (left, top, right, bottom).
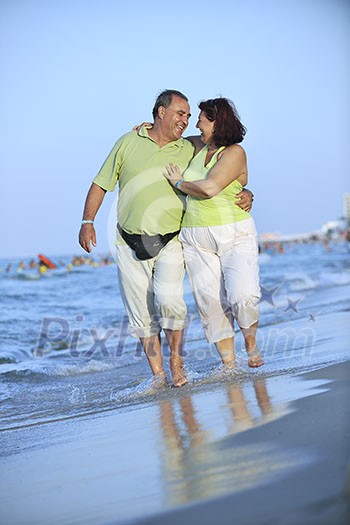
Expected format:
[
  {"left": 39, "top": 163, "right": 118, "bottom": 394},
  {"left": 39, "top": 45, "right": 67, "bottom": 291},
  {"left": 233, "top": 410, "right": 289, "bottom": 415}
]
[{"left": 81, "top": 220, "right": 94, "bottom": 225}]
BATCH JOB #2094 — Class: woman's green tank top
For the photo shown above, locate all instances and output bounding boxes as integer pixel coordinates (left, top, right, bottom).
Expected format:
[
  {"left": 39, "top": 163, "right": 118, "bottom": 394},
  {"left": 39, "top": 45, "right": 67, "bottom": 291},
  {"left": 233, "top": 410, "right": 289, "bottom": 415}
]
[{"left": 182, "top": 145, "right": 251, "bottom": 228}]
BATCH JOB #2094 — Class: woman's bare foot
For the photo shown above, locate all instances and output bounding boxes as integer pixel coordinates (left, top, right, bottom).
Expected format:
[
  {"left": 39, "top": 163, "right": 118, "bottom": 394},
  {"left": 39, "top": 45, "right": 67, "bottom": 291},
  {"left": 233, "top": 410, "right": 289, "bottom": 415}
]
[
  {"left": 170, "top": 357, "right": 188, "bottom": 387},
  {"left": 222, "top": 358, "right": 236, "bottom": 370},
  {"left": 215, "top": 337, "right": 235, "bottom": 370},
  {"left": 247, "top": 347, "right": 264, "bottom": 368}
]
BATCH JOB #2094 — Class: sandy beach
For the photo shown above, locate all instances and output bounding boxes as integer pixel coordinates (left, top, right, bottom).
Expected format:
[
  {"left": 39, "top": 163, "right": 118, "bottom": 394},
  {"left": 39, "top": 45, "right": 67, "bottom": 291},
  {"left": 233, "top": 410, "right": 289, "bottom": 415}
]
[
  {"left": 1, "top": 360, "right": 349, "bottom": 525},
  {"left": 132, "top": 362, "right": 350, "bottom": 525}
]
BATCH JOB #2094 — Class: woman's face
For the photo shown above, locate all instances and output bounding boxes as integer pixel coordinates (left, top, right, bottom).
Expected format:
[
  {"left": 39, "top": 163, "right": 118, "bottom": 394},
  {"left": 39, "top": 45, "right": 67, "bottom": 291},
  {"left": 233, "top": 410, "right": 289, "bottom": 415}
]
[{"left": 196, "top": 111, "right": 215, "bottom": 146}]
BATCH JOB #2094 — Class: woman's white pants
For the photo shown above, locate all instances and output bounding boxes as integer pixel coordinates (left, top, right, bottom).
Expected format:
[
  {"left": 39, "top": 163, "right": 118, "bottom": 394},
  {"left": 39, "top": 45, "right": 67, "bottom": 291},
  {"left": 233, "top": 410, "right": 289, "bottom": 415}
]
[{"left": 179, "top": 217, "right": 260, "bottom": 343}]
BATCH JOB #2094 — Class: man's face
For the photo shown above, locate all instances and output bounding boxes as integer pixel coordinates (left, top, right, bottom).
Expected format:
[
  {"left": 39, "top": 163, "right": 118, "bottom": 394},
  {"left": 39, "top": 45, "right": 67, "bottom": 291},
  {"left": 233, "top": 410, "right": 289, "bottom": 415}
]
[{"left": 160, "top": 95, "right": 191, "bottom": 141}]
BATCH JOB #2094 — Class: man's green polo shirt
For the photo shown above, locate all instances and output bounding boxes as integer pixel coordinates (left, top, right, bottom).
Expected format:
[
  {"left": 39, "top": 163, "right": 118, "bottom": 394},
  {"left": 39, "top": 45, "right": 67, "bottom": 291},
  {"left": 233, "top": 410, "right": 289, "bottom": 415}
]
[{"left": 93, "top": 127, "right": 194, "bottom": 236}]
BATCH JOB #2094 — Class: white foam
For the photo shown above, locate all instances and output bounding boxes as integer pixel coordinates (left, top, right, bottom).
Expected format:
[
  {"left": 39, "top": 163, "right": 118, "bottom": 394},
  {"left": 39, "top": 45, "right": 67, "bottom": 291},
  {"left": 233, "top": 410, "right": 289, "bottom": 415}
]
[{"left": 49, "top": 359, "right": 118, "bottom": 377}]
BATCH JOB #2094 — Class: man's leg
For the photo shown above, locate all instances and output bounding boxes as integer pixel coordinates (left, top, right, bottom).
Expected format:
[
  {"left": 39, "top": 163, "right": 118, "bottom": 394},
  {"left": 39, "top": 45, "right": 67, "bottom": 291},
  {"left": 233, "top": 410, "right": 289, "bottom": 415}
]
[
  {"left": 116, "top": 240, "right": 166, "bottom": 378},
  {"left": 153, "top": 239, "right": 188, "bottom": 386},
  {"left": 140, "top": 334, "right": 167, "bottom": 383},
  {"left": 164, "top": 328, "right": 187, "bottom": 387}
]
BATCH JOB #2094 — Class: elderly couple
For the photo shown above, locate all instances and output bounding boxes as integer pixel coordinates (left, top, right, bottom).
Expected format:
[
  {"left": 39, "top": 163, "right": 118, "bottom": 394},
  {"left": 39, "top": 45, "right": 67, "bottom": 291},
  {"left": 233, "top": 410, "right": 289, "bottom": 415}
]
[{"left": 79, "top": 89, "right": 264, "bottom": 387}]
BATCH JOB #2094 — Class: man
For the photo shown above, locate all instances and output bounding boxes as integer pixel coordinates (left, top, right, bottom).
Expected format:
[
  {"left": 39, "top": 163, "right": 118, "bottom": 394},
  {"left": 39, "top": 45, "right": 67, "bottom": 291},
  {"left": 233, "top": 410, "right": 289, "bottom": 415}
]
[{"left": 79, "top": 89, "right": 253, "bottom": 387}]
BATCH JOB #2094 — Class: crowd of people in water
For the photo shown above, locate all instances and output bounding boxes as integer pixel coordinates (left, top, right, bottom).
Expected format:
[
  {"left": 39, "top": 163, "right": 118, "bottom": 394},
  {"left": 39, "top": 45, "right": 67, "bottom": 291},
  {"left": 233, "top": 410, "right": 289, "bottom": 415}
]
[
  {"left": 259, "top": 227, "right": 350, "bottom": 255},
  {"left": 1, "top": 228, "right": 349, "bottom": 276},
  {"left": 2, "top": 254, "right": 115, "bottom": 275}
]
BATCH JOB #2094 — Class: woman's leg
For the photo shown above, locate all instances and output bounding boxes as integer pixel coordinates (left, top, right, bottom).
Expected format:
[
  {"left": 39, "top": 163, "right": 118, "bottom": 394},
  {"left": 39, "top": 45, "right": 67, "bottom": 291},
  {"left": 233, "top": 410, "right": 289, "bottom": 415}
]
[
  {"left": 240, "top": 322, "right": 264, "bottom": 367},
  {"left": 220, "top": 219, "right": 264, "bottom": 368},
  {"left": 215, "top": 337, "right": 235, "bottom": 368},
  {"left": 182, "top": 238, "right": 235, "bottom": 367}
]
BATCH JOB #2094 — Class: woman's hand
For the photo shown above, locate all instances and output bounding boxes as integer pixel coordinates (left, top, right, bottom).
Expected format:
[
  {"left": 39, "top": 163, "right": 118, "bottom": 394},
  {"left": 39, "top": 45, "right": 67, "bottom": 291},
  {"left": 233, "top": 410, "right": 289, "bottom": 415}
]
[
  {"left": 163, "top": 163, "right": 183, "bottom": 187},
  {"left": 132, "top": 122, "right": 153, "bottom": 132}
]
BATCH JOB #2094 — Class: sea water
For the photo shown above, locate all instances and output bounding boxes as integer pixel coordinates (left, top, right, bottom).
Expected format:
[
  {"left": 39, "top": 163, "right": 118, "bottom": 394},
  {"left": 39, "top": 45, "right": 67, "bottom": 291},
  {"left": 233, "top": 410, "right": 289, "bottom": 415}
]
[{"left": 0, "top": 241, "right": 349, "bottom": 432}]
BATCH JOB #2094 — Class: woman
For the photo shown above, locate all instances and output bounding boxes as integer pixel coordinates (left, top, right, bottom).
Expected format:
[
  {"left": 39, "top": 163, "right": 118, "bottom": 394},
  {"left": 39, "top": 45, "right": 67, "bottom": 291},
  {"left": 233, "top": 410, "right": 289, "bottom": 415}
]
[{"left": 163, "top": 97, "right": 264, "bottom": 368}]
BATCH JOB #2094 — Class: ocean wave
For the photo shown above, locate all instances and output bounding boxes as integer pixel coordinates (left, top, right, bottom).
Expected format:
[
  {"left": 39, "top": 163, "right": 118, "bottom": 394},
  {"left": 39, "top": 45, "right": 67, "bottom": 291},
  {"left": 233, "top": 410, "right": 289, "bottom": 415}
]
[
  {"left": 284, "top": 273, "right": 317, "bottom": 291},
  {"left": 110, "top": 367, "right": 200, "bottom": 404},
  {"left": 0, "top": 356, "right": 18, "bottom": 365},
  {"left": 282, "top": 270, "right": 350, "bottom": 292},
  {"left": 0, "top": 358, "right": 119, "bottom": 379},
  {"left": 0, "top": 384, "right": 12, "bottom": 403},
  {"left": 9, "top": 272, "right": 41, "bottom": 281},
  {"left": 319, "top": 272, "right": 350, "bottom": 287},
  {"left": 258, "top": 253, "right": 271, "bottom": 264},
  {"left": 107, "top": 361, "right": 286, "bottom": 409},
  {"left": 51, "top": 359, "right": 119, "bottom": 377}
]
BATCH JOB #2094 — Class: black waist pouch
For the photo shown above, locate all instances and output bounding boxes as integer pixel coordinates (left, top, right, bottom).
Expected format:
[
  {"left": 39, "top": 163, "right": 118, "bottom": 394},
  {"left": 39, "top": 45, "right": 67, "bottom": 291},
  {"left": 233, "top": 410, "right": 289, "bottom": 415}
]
[{"left": 117, "top": 224, "right": 180, "bottom": 260}]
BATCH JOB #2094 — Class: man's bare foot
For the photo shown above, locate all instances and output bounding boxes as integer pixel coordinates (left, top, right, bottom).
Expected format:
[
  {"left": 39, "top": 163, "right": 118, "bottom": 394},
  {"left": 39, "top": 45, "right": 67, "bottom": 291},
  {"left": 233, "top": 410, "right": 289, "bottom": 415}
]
[
  {"left": 152, "top": 371, "right": 168, "bottom": 388},
  {"left": 170, "top": 357, "right": 188, "bottom": 387},
  {"left": 247, "top": 347, "right": 264, "bottom": 368}
]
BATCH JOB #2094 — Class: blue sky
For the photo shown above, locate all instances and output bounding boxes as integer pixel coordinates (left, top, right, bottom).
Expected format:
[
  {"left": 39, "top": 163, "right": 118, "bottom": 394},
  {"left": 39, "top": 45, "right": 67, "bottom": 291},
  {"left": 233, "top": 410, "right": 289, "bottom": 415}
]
[{"left": 1, "top": 0, "right": 349, "bottom": 257}]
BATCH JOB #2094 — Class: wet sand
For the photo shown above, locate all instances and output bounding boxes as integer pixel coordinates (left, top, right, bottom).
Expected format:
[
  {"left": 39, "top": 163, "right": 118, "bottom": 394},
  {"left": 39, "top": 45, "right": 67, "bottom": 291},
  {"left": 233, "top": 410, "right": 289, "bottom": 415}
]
[
  {"left": 132, "top": 362, "right": 350, "bottom": 525},
  {"left": 0, "top": 361, "right": 349, "bottom": 525}
]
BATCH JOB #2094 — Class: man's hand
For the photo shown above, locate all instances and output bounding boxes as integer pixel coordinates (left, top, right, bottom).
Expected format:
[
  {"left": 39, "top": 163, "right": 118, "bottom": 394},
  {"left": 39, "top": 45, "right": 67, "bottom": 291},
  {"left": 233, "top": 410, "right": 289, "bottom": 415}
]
[
  {"left": 132, "top": 122, "right": 153, "bottom": 132},
  {"left": 78, "top": 183, "right": 106, "bottom": 253},
  {"left": 79, "top": 224, "right": 97, "bottom": 253},
  {"left": 236, "top": 188, "right": 254, "bottom": 212}
]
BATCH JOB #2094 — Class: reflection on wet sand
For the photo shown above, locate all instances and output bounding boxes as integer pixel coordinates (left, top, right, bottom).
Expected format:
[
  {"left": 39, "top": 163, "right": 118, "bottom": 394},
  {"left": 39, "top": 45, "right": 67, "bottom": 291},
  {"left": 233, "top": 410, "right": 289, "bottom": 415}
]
[
  {"left": 226, "top": 379, "right": 273, "bottom": 431},
  {"left": 158, "top": 377, "right": 300, "bottom": 506}
]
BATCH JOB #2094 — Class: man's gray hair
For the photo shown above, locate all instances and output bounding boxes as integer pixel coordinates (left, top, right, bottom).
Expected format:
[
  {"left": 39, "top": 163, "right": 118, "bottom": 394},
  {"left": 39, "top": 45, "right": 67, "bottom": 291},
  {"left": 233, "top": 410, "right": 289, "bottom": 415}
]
[{"left": 152, "top": 89, "right": 188, "bottom": 120}]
